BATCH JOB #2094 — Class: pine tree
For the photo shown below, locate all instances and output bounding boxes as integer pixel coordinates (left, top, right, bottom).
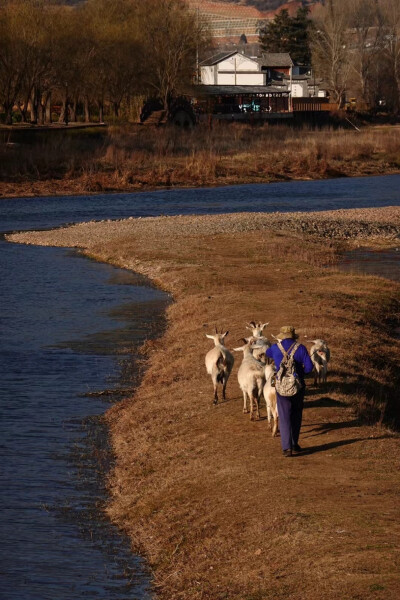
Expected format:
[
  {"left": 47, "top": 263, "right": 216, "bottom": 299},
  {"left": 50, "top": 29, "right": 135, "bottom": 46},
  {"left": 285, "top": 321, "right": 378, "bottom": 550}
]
[
  {"left": 291, "top": 6, "right": 313, "bottom": 64},
  {"left": 259, "top": 7, "right": 313, "bottom": 65}
]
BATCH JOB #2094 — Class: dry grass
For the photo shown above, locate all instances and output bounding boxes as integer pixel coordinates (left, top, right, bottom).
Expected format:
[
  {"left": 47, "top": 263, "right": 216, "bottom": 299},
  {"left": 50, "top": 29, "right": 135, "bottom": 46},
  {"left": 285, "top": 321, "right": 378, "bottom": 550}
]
[
  {"left": 8, "top": 209, "right": 400, "bottom": 599},
  {"left": 101, "top": 227, "right": 400, "bottom": 600},
  {"left": 1, "top": 123, "right": 400, "bottom": 198}
]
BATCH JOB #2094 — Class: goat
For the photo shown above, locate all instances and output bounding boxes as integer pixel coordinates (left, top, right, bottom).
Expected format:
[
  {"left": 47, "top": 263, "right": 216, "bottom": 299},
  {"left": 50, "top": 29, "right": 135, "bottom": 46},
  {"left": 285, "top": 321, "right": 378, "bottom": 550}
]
[
  {"left": 205, "top": 329, "right": 234, "bottom": 404},
  {"left": 263, "top": 364, "right": 279, "bottom": 437},
  {"left": 309, "top": 339, "right": 330, "bottom": 386},
  {"left": 245, "top": 321, "right": 271, "bottom": 363},
  {"left": 233, "top": 339, "right": 265, "bottom": 420}
]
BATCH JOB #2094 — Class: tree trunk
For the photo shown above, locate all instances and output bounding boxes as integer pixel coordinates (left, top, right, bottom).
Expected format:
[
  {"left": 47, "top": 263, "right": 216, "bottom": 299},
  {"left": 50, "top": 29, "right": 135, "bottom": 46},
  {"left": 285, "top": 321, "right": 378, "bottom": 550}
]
[
  {"left": 30, "top": 89, "right": 36, "bottom": 124},
  {"left": 30, "top": 87, "right": 41, "bottom": 125},
  {"left": 58, "top": 88, "right": 68, "bottom": 123},
  {"left": 18, "top": 87, "right": 32, "bottom": 123},
  {"left": 39, "top": 93, "right": 49, "bottom": 125},
  {"left": 84, "top": 96, "right": 90, "bottom": 123},
  {"left": 113, "top": 102, "right": 120, "bottom": 117},
  {"left": 17, "top": 102, "right": 28, "bottom": 123},
  {"left": 98, "top": 101, "right": 104, "bottom": 123},
  {"left": 45, "top": 92, "right": 52, "bottom": 123},
  {"left": 58, "top": 100, "right": 65, "bottom": 123},
  {"left": 395, "top": 61, "right": 400, "bottom": 115},
  {"left": 4, "top": 102, "right": 14, "bottom": 125},
  {"left": 70, "top": 98, "right": 77, "bottom": 122}
]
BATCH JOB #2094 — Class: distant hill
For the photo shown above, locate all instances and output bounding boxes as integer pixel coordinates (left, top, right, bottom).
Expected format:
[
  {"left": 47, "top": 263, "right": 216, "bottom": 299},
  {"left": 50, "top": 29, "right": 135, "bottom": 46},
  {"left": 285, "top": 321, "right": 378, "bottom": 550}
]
[
  {"left": 58, "top": 0, "right": 321, "bottom": 14},
  {"left": 187, "top": 0, "right": 321, "bottom": 47},
  {"left": 202, "top": 0, "right": 321, "bottom": 12}
]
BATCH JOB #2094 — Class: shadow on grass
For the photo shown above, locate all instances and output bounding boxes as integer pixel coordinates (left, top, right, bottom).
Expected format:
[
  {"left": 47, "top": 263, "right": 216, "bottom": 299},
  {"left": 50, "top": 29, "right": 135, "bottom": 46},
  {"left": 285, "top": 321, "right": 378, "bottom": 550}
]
[
  {"left": 298, "top": 434, "right": 393, "bottom": 456},
  {"left": 305, "top": 419, "right": 361, "bottom": 436},
  {"left": 305, "top": 372, "right": 400, "bottom": 431},
  {"left": 304, "top": 395, "right": 347, "bottom": 408}
]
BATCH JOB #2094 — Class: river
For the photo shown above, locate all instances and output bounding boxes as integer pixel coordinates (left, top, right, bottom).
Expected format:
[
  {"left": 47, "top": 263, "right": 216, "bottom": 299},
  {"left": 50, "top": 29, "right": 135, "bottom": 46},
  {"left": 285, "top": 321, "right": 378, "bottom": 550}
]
[{"left": 1, "top": 174, "right": 399, "bottom": 599}]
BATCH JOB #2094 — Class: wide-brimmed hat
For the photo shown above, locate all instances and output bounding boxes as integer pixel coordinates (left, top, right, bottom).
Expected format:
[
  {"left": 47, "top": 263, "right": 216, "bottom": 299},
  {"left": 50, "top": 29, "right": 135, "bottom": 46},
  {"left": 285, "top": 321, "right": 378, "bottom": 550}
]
[{"left": 276, "top": 325, "right": 299, "bottom": 340}]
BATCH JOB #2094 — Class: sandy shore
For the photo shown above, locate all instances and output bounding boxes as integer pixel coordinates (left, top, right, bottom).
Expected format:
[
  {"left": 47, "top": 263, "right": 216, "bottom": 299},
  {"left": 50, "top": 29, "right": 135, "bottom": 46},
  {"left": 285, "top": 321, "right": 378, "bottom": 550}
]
[{"left": 7, "top": 206, "right": 400, "bottom": 599}]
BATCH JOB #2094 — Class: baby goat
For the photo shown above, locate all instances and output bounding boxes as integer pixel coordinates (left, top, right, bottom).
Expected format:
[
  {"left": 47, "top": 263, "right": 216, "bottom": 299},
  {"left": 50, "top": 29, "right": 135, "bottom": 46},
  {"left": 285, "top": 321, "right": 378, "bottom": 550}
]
[
  {"left": 263, "top": 364, "right": 278, "bottom": 437},
  {"left": 245, "top": 321, "right": 270, "bottom": 363},
  {"left": 233, "top": 339, "right": 265, "bottom": 420},
  {"left": 205, "top": 329, "right": 234, "bottom": 404},
  {"left": 310, "top": 339, "right": 330, "bottom": 386}
]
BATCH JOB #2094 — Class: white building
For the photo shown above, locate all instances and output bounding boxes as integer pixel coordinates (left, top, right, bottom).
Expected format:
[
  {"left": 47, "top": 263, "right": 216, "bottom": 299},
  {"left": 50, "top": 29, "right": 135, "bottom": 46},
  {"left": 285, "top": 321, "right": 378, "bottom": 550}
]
[
  {"left": 200, "top": 51, "right": 266, "bottom": 86},
  {"left": 288, "top": 76, "right": 309, "bottom": 98}
]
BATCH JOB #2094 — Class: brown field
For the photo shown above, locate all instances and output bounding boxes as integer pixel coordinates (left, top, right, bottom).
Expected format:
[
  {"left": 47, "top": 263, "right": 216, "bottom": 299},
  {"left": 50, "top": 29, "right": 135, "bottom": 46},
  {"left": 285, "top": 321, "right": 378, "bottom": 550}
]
[
  {"left": 8, "top": 207, "right": 400, "bottom": 600},
  {"left": 1, "top": 123, "right": 400, "bottom": 199}
]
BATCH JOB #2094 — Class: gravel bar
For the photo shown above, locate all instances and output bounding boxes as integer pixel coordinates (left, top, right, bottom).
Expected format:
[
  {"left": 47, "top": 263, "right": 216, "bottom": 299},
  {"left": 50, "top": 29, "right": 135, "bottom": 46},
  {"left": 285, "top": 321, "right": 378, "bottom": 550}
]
[{"left": 7, "top": 206, "right": 400, "bottom": 248}]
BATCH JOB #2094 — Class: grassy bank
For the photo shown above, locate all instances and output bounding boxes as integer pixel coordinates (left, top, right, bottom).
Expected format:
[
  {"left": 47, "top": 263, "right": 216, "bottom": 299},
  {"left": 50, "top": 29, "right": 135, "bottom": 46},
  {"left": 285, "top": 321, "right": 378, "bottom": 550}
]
[
  {"left": 8, "top": 207, "right": 400, "bottom": 599},
  {"left": 1, "top": 123, "right": 400, "bottom": 198}
]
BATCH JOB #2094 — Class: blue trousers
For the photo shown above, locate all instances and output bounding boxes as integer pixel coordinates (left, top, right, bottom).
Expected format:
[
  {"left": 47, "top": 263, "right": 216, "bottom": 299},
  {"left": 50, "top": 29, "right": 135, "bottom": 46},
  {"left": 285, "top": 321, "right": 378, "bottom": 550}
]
[{"left": 276, "top": 389, "right": 305, "bottom": 451}]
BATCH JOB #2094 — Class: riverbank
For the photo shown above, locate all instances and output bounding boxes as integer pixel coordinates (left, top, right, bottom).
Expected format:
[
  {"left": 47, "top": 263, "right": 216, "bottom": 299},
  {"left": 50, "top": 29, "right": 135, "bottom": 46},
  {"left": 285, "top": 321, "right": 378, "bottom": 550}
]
[
  {"left": 1, "top": 124, "right": 400, "bottom": 199},
  {"left": 8, "top": 206, "right": 400, "bottom": 599}
]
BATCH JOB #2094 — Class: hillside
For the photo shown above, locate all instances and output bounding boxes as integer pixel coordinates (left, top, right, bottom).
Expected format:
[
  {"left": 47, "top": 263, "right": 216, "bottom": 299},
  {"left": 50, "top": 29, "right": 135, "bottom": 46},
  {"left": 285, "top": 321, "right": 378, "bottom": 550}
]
[
  {"left": 187, "top": 0, "right": 321, "bottom": 45},
  {"left": 198, "top": 0, "right": 321, "bottom": 14}
]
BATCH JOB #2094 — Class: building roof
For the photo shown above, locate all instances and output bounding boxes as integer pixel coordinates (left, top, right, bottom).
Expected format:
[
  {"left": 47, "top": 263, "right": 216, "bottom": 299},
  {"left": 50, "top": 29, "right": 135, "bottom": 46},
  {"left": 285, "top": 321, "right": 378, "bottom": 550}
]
[
  {"left": 260, "top": 53, "right": 294, "bottom": 67},
  {"left": 283, "top": 74, "right": 310, "bottom": 81},
  {"left": 200, "top": 51, "right": 238, "bottom": 66},
  {"left": 201, "top": 51, "right": 262, "bottom": 67},
  {"left": 218, "top": 70, "right": 264, "bottom": 75},
  {"left": 194, "top": 85, "right": 289, "bottom": 96},
  {"left": 267, "top": 81, "right": 288, "bottom": 89}
]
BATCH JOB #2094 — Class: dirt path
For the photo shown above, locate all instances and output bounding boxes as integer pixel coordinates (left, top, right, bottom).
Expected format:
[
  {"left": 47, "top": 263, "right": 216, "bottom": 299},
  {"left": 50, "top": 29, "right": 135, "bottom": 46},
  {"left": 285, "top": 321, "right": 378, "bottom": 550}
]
[{"left": 8, "top": 208, "right": 400, "bottom": 599}]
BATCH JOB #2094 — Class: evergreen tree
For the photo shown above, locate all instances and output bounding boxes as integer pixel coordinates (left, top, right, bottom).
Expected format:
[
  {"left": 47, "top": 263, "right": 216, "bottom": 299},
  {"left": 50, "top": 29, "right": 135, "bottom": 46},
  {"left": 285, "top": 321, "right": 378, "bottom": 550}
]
[
  {"left": 259, "top": 9, "right": 292, "bottom": 55},
  {"left": 259, "top": 7, "right": 313, "bottom": 65},
  {"left": 291, "top": 6, "right": 313, "bottom": 65}
]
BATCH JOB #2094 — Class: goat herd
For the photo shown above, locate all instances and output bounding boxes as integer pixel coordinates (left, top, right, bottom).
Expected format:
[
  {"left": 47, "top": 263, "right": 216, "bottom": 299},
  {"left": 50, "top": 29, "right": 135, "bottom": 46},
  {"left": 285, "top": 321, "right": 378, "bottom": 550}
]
[{"left": 205, "top": 322, "right": 331, "bottom": 437}]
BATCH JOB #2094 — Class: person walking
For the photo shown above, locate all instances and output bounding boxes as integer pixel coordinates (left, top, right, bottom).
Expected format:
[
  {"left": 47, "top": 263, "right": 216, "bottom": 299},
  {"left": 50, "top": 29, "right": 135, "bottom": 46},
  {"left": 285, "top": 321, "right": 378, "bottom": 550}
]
[{"left": 266, "top": 326, "right": 313, "bottom": 457}]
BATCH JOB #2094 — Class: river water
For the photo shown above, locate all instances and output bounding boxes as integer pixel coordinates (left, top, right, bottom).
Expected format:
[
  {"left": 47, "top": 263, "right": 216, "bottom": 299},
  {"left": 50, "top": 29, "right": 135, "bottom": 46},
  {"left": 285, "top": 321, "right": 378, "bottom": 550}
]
[{"left": 1, "top": 174, "right": 399, "bottom": 599}]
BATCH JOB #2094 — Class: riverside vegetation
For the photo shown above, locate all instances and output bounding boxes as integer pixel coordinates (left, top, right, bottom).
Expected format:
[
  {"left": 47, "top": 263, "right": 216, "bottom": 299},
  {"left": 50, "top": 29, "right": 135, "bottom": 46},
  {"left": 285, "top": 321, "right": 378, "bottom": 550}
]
[
  {"left": 1, "top": 123, "right": 400, "bottom": 198},
  {"left": 8, "top": 206, "right": 400, "bottom": 600}
]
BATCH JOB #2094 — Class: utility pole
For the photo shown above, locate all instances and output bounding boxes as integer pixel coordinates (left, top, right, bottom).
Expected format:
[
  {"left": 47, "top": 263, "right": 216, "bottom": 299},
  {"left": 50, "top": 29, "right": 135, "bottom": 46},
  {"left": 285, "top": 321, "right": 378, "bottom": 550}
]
[
  {"left": 196, "top": 5, "right": 200, "bottom": 83},
  {"left": 234, "top": 54, "right": 237, "bottom": 85},
  {"left": 64, "top": 83, "right": 69, "bottom": 126}
]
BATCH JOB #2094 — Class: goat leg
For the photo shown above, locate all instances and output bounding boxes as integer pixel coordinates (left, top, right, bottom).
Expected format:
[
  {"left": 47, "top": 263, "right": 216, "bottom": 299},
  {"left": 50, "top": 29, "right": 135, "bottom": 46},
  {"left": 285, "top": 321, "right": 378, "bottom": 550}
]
[
  {"left": 213, "top": 386, "right": 218, "bottom": 405},
  {"left": 222, "top": 377, "right": 227, "bottom": 400}
]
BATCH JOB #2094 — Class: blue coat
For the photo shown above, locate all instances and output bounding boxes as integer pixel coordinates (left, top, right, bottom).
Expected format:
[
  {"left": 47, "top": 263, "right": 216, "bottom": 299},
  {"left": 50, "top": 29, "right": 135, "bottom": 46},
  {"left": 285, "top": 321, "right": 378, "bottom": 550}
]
[{"left": 266, "top": 338, "right": 313, "bottom": 387}]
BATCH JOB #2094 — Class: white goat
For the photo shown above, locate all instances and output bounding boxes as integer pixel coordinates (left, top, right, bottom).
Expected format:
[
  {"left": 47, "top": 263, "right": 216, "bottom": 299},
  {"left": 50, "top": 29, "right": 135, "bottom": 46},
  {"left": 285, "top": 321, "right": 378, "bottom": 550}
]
[
  {"left": 205, "top": 329, "right": 234, "bottom": 404},
  {"left": 263, "top": 364, "right": 279, "bottom": 437},
  {"left": 233, "top": 339, "right": 265, "bottom": 420},
  {"left": 310, "top": 339, "right": 330, "bottom": 386},
  {"left": 245, "top": 321, "right": 271, "bottom": 363}
]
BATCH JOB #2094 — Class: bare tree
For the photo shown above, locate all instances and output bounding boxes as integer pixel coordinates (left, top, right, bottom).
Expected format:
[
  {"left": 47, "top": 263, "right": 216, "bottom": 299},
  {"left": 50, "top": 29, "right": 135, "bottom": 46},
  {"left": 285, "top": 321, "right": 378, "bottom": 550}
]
[
  {"left": 141, "top": 0, "right": 209, "bottom": 109},
  {"left": 380, "top": 0, "right": 400, "bottom": 113},
  {"left": 347, "top": 0, "right": 384, "bottom": 109},
  {"left": 19, "top": 0, "right": 57, "bottom": 124},
  {"left": 0, "top": 2, "right": 26, "bottom": 124},
  {"left": 311, "top": 0, "right": 352, "bottom": 107},
  {"left": 0, "top": 0, "right": 209, "bottom": 125}
]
